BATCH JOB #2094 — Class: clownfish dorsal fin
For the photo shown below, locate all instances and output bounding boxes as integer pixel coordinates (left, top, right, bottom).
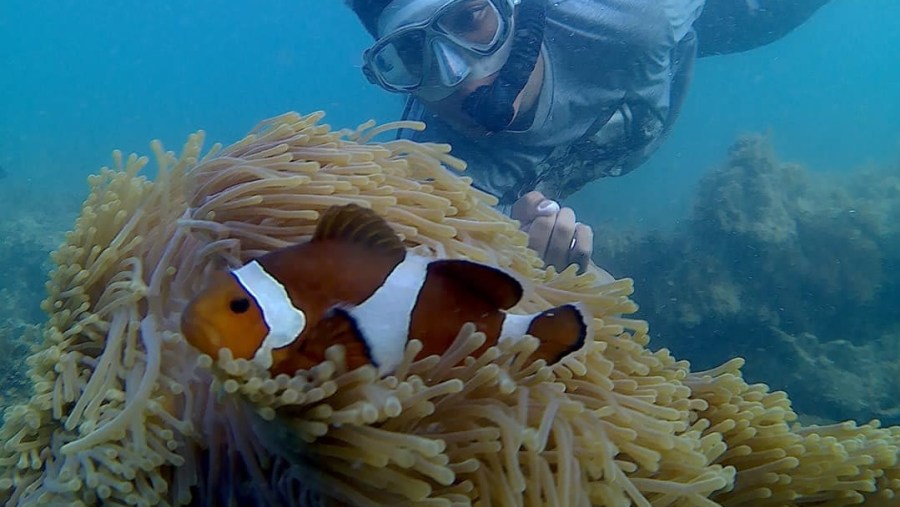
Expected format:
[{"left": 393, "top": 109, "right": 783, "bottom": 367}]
[
  {"left": 428, "top": 259, "right": 524, "bottom": 310},
  {"left": 313, "top": 204, "right": 405, "bottom": 259}
]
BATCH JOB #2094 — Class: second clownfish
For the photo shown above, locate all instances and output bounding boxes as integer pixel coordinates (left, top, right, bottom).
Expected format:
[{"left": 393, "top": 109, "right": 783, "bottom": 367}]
[{"left": 181, "top": 204, "right": 591, "bottom": 376}]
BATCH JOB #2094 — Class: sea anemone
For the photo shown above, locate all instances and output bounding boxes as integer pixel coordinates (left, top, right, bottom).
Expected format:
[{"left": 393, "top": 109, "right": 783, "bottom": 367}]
[{"left": 0, "top": 112, "right": 897, "bottom": 506}]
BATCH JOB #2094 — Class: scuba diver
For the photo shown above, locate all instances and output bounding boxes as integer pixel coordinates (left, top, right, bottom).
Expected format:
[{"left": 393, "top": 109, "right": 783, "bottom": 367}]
[{"left": 346, "top": 0, "right": 832, "bottom": 275}]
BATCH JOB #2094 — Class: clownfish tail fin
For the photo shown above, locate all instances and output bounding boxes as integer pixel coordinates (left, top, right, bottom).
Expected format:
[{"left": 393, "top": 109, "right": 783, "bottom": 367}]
[{"left": 524, "top": 303, "right": 591, "bottom": 364}]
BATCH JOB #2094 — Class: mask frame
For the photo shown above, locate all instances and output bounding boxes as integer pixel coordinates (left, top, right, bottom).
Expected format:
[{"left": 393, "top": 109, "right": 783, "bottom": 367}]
[{"left": 363, "top": 0, "right": 518, "bottom": 101}]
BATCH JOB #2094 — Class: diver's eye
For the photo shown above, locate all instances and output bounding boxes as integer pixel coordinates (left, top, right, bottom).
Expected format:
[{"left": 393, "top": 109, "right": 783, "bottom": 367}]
[{"left": 229, "top": 298, "right": 251, "bottom": 314}]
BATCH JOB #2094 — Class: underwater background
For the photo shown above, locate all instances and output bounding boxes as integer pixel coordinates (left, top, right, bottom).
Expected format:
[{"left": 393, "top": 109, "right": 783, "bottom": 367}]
[{"left": 0, "top": 0, "right": 898, "bottom": 426}]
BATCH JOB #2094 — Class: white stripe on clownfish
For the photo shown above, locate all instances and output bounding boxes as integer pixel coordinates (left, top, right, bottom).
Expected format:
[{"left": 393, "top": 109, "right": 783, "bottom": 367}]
[
  {"left": 346, "top": 252, "right": 430, "bottom": 374},
  {"left": 499, "top": 313, "right": 533, "bottom": 345},
  {"left": 232, "top": 260, "right": 307, "bottom": 368}
]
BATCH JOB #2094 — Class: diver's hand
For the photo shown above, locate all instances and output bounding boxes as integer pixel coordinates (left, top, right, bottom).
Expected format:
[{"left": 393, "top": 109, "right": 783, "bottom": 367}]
[{"left": 511, "top": 191, "right": 594, "bottom": 274}]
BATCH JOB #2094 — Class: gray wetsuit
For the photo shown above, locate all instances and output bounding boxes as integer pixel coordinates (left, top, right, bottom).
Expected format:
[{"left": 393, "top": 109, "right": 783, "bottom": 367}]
[{"left": 398, "top": 0, "right": 831, "bottom": 206}]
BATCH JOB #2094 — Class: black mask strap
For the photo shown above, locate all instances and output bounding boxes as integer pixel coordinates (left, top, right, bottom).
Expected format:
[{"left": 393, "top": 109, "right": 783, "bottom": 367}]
[{"left": 461, "top": 0, "right": 547, "bottom": 133}]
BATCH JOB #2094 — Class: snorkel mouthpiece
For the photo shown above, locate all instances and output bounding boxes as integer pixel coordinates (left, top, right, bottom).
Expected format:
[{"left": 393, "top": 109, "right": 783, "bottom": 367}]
[{"left": 462, "top": 0, "right": 546, "bottom": 132}]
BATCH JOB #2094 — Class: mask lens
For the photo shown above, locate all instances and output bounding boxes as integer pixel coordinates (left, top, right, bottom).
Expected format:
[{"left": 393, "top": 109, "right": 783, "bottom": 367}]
[
  {"left": 370, "top": 31, "right": 426, "bottom": 89},
  {"left": 436, "top": 0, "right": 503, "bottom": 49}
]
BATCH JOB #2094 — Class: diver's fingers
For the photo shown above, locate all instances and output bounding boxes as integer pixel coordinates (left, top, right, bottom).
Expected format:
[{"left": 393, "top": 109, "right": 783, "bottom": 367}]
[
  {"left": 512, "top": 192, "right": 560, "bottom": 231},
  {"left": 571, "top": 222, "right": 594, "bottom": 274},
  {"left": 545, "top": 207, "right": 577, "bottom": 271},
  {"left": 511, "top": 191, "right": 547, "bottom": 227},
  {"left": 527, "top": 212, "right": 557, "bottom": 260}
]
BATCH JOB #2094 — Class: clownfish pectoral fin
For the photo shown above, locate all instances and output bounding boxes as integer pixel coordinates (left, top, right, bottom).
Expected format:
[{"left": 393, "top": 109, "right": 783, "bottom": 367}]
[
  {"left": 320, "top": 307, "right": 377, "bottom": 370},
  {"left": 289, "top": 307, "right": 376, "bottom": 372},
  {"left": 428, "top": 259, "right": 524, "bottom": 310},
  {"left": 313, "top": 204, "right": 405, "bottom": 261},
  {"left": 502, "top": 303, "right": 591, "bottom": 364}
]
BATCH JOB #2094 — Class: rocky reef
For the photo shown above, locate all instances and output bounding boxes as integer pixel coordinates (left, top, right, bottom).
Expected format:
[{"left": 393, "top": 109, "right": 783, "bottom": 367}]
[
  {"left": 595, "top": 134, "right": 900, "bottom": 424},
  {"left": 0, "top": 179, "right": 78, "bottom": 411}
]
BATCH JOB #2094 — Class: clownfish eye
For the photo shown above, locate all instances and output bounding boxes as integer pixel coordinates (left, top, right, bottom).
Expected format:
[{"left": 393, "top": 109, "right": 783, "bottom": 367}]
[{"left": 229, "top": 298, "right": 251, "bottom": 314}]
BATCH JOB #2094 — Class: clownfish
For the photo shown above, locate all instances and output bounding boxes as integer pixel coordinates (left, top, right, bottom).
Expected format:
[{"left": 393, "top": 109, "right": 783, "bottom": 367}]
[{"left": 181, "top": 204, "right": 591, "bottom": 376}]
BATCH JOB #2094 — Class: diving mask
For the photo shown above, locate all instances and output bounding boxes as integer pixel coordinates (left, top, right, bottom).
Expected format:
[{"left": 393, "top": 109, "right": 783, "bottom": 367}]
[{"left": 362, "top": 0, "right": 517, "bottom": 101}]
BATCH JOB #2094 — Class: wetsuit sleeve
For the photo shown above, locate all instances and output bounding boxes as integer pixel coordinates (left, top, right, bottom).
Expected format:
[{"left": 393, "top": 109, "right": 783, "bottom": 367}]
[{"left": 694, "top": 0, "right": 832, "bottom": 57}]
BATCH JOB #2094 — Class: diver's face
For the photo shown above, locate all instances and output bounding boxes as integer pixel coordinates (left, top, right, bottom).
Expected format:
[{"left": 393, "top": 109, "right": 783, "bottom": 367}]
[
  {"left": 417, "top": 0, "right": 506, "bottom": 107},
  {"left": 422, "top": 49, "right": 545, "bottom": 132},
  {"left": 366, "top": 0, "right": 514, "bottom": 101},
  {"left": 440, "top": 0, "right": 502, "bottom": 47}
]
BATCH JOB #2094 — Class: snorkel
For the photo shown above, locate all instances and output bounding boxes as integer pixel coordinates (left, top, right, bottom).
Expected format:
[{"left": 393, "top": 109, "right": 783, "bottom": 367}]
[{"left": 461, "top": 0, "right": 546, "bottom": 132}]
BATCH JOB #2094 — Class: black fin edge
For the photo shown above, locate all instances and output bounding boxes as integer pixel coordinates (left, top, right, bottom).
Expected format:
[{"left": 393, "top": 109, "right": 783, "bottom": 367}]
[
  {"left": 327, "top": 306, "right": 378, "bottom": 368},
  {"left": 549, "top": 304, "right": 588, "bottom": 364}
]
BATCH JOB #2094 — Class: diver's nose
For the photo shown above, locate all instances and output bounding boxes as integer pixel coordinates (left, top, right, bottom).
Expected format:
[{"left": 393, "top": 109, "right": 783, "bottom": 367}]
[{"left": 431, "top": 38, "right": 470, "bottom": 88}]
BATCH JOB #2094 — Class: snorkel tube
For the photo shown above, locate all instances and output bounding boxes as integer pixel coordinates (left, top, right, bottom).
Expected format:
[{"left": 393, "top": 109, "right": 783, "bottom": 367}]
[{"left": 462, "top": 0, "right": 546, "bottom": 132}]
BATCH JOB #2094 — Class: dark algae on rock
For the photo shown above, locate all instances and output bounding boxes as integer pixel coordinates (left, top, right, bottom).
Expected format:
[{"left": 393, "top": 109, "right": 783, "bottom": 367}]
[{"left": 595, "top": 134, "right": 900, "bottom": 424}]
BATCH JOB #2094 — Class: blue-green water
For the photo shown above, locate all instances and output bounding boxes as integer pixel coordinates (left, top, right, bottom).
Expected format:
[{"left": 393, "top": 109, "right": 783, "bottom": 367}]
[
  {"left": 0, "top": 0, "right": 898, "bottom": 430},
  {"left": 2, "top": 1, "right": 897, "bottom": 195}
]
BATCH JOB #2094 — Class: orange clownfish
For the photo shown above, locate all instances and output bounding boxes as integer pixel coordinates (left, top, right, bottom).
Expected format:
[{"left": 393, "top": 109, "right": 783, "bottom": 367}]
[{"left": 181, "top": 204, "right": 591, "bottom": 376}]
